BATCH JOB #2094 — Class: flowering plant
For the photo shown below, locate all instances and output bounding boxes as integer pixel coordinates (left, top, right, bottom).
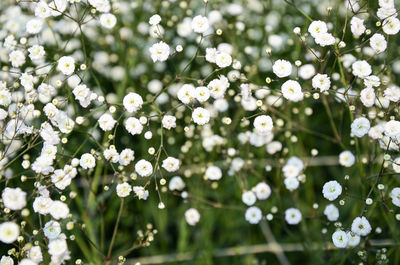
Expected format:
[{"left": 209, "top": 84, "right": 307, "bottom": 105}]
[{"left": 1, "top": 0, "right": 400, "bottom": 264}]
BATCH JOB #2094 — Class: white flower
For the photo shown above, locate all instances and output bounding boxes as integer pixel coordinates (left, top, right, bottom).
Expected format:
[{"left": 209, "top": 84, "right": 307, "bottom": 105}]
[
  {"left": 351, "top": 117, "right": 370, "bottom": 137},
  {"left": 272, "top": 59, "right": 292, "bottom": 78},
  {"left": 28, "top": 45, "right": 45, "bottom": 61},
  {"left": 0, "top": 256, "right": 14, "bottom": 265},
  {"left": 285, "top": 208, "right": 302, "bottom": 225},
  {"left": 312, "top": 74, "right": 331, "bottom": 92},
  {"left": 149, "top": 41, "right": 170, "bottom": 62},
  {"left": 28, "top": 246, "right": 43, "bottom": 263},
  {"left": 208, "top": 76, "right": 229, "bottom": 99},
  {"left": 253, "top": 115, "right": 273, "bottom": 135},
  {"left": 382, "top": 17, "right": 400, "bottom": 35},
  {"left": 215, "top": 52, "right": 232, "bottom": 68},
  {"left": 332, "top": 230, "right": 348, "bottom": 248},
  {"left": 185, "top": 208, "right": 200, "bottom": 226},
  {"left": 347, "top": 232, "right": 361, "bottom": 247},
  {"left": 242, "top": 191, "right": 256, "bottom": 206},
  {"left": 0, "top": 89, "right": 11, "bottom": 106},
  {"left": 298, "top": 64, "right": 316, "bottom": 80},
  {"left": 191, "top": 15, "right": 209, "bottom": 33},
  {"left": 284, "top": 177, "right": 299, "bottom": 191},
  {"left": 195, "top": 86, "right": 210, "bottom": 102},
  {"left": 125, "top": 117, "right": 143, "bottom": 135},
  {"left": 116, "top": 182, "right": 132, "bottom": 197},
  {"left": 103, "top": 147, "right": 119, "bottom": 163},
  {"left": 350, "top": 17, "right": 365, "bottom": 37},
  {"left": 339, "top": 151, "right": 355, "bottom": 167},
  {"left": 254, "top": 182, "right": 271, "bottom": 200},
  {"left": 393, "top": 158, "right": 400, "bottom": 173},
  {"left": 390, "top": 187, "right": 400, "bottom": 207},
  {"left": 314, "top": 33, "right": 335, "bottom": 47},
  {"left": 100, "top": 13, "right": 117, "bottom": 29},
  {"left": 149, "top": 14, "right": 161, "bottom": 25},
  {"left": 322, "top": 180, "right": 342, "bottom": 201},
  {"left": 192, "top": 107, "right": 210, "bottom": 125},
  {"left": 370, "top": 33, "right": 387, "bottom": 53},
  {"left": 49, "top": 201, "right": 69, "bottom": 219},
  {"left": 245, "top": 206, "right": 262, "bottom": 224},
  {"left": 351, "top": 216, "right": 372, "bottom": 236},
  {"left": 73, "top": 84, "right": 92, "bottom": 107},
  {"left": 384, "top": 85, "right": 400, "bottom": 102},
  {"left": 384, "top": 120, "right": 400, "bottom": 138},
  {"left": 352, "top": 60, "right": 372, "bottom": 78},
  {"left": 9, "top": 50, "right": 25, "bottom": 68},
  {"left": 119, "top": 148, "right": 134, "bottom": 166},
  {"left": 57, "top": 56, "right": 75, "bottom": 75},
  {"left": 18, "top": 259, "right": 37, "bottom": 265},
  {"left": 2, "top": 187, "right": 26, "bottom": 211},
  {"left": 26, "top": 18, "right": 44, "bottom": 34},
  {"left": 43, "top": 221, "right": 61, "bottom": 240},
  {"left": 308, "top": 20, "right": 328, "bottom": 38},
  {"left": 177, "top": 84, "right": 196, "bottom": 104},
  {"left": 162, "top": 115, "right": 176, "bottom": 130},
  {"left": 281, "top": 80, "right": 304, "bottom": 102},
  {"left": 35, "top": 1, "right": 51, "bottom": 18},
  {"left": 282, "top": 164, "right": 301, "bottom": 178},
  {"left": 162, "top": 157, "right": 180, "bottom": 172},
  {"left": 80, "top": 153, "right": 96, "bottom": 169},
  {"left": 360, "top": 87, "right": 376, "bottom": 107},
  {"left": 135, "top": 159, "right": 153, "bottom": 177},
  {"left": 169, "top": 176, "right": 186, "bottom": 191},
  {"left": 98, "top": 113, "right": 116, "bottom": 131},
  {"left": 48, "top": 238, "right": 67, "bottom": 256},
  {"left": 324, "top": 204, "right": 339, "bottom": 221},
  {"left": 33, "top": 196, "right": 53, "bottom": 215},
  {"left": 0, "top": 222, "right": 19, "bottom": 244},
  {"left": 205, "top": 166, "right": 222, "bottom": 180},
  {"left": 133, "top": 186, "right": 149, "bottom": 200},
  {"left": 205, "top": 48, "right": 217, "bottom": 63},
  {"left": 123, "top": 92, "right": 143, "bottom": 113}
]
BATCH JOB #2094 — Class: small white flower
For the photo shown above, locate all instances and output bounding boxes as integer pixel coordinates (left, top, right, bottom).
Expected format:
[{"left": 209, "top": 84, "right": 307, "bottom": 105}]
[
  {"left": 370, "top": 33, "right": 387, "bottom": 53},
  {"left": 123, "top": 92, "right": 143, "bottom": 113},
  {"left": 281, "top": 80, "right": 304, "bottom": 102},
  {"left": 162, "top": 115, "right": 176, "bottom": 130},
  {"left": 245, "top": 206, "right": 262, "bottom": 224},
  {"left": 285, "top": 208, "right": 302, "bottom": 225},
  {"left": 272, "top": 59, "right": 292, "bottom": 78},
  {"left": 100, "top": 13, "right": 117, "bottom": 29},
  {"left": 169, "top": 176, "right": 186, "bottom": 191},
  {"left": 347, "top": 232, "right": 361, "bottom": 247},
  {"left": 360, "top": 87, "right": 376, "bottom": 107},
  {"left": 0, "top": 222, "right": 19, "bottom": 244},
  {"left": 332, "top": 230, "right": 348, "bottom": 248},
  {"left": 49, "top": 201, "right": 69, "bottom": 220},
  {"left": 191, "top": 15, "right": 209, "bottom": 33},
  {"left": 284, "top": 177, "right": 299, "bottom": 191},
  {"left": 119, "top": 149, "right": 135, "bottom": 166},
  {"left": 253, "top": 115, "right": 273, "bottom": 135},
  {"left": 177, "top": 84, "right": 196, "bottom": 104},
  {"left": 80, "top": 153, "right": 96, "bottom": 169},
  {"left": 215, "top": 52, "right": 232, "bottom": 68},
  {"left": 339, "top": 151, "right": 355, "bottom": 167},
  {"left": 2, "top": 187, "right": 26, "bottom": 211},
  {"left": 195, "top": 86, "right": 210, "bottom": 102},
  {"left": 149, "top": 41, "right": 170, "bottom": 62},
  {"left": 242, "top": 191, "right": 257, "bottom": 206},
  {"left": 312, "top": 74, "right": 331, "bottom": 92},
  {"left": 185, "top": 208, "right": 201, "bottom": 226},
  {"left": 308, "top": 20, "right": 328, "bottom": 38},
  {"left": 351, "top": 117, "right": 370, "bottom": 137},
  {"left": 133, "top": 186, "right": 149, "bottom": 200},
  {"left": 98, "top": 113, "right": 116, "bottom": 131},
  {"left": 43, "top": 221, "right": 61, "bottom": 240},
  {"left": 205, "top": 166, "right": 222, "bottom": 180},
  {"left": 254, "top": 182, "right": 271, "bottom": 200},
  {"left": 162, "top": 157, "right": 180, "bottom": 172},
  {"left": 350, "top": 16, "right": 366, "bottom": 37},
  {"left": 351, "top": 216, "right": 372, "bottom": 236},
  {"left": 322, "top": 180, "right": 342, "bottom": 201},
  {"left": 9, "top": 50, "right": 25, "bottom": 68},
  {"left": 192, "top": 107, "right": 210, "bottom": 125},
  {"left": 323, "top": 204, "right": 339, "bottom": 221},
  {"left": 390, "top": 187, "right": 400, "bottom": 207},
  {"left": 352, "top": 60, "right": 372, "bottom": 78},
  {"left": 125, "top": 117, "right": 143, "bottom": 135},
  {"left": 384, "top": 120, "right": 400, "bottom": 138},
  {"left": 135, "top": 159, "right": 153, "bottom": 177},
  {"left": 149, "top": 14, "right": 161, "bottom": 25},
  {"left": 116, "top": 182, "right": 132, "bottom": 198},
  {"left": 382, "top": 17, "right": 400, "bottom": 35},
  {"left": 57, "top": 56, "right": 75, "bottom": 75}
]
